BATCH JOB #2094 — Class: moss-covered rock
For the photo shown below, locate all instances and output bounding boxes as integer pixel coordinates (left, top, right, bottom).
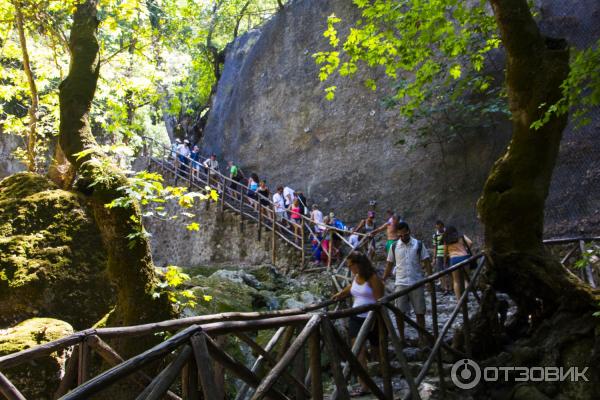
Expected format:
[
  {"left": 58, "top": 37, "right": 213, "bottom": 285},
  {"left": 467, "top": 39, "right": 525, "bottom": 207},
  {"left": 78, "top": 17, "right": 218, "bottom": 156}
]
[
  {"left": 0, "top": 318, "right": 73, "bottom": 399},
  {"left": 0, "top": 172, "right": 114, "bottom": 329}
]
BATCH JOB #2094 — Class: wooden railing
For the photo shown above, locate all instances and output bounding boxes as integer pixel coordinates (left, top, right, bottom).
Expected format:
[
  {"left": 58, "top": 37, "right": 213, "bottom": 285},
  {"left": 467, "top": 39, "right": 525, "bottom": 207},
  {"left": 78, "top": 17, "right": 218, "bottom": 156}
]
[
  {"left": 140, "top": 136, "right": 371, "bottom": 280},
  {"left": 2, "top": 236, "right": 598, "bottom": 399},
  {"left": 1, "top": 254, "right": 488, "bottom": 400},
  {"left": 543, "top": 236, "right": 600, "bottom": 288}
]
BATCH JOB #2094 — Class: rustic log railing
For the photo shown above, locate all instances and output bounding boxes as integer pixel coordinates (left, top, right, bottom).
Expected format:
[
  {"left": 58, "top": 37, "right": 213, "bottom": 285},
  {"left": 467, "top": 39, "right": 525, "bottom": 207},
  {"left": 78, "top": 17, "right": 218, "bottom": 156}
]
[
  {"left": 1, "top": 236, "right": 597, "bottom": 400},
  {"left": 2, "top": 253, "right": 490, "bottom": 400}
]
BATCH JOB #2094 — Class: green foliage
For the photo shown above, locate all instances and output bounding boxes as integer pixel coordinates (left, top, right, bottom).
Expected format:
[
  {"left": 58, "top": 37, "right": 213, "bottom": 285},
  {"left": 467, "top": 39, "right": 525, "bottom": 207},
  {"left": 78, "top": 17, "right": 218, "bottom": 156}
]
[
  {"left": 153, "top": 266, "right": 209, "bottom": 313},
  {"left": 106, "top": 170, "right": 218, "bottom": 242},
  {"left": 574, "top": 242, "right": 599, "bottom": 271},
  {"left": 532, "top": 39, "right": 600, "bottom": 130},
  {"left": 1, "top": 0, "right": 283, "bottom": 171},
  {"left": 314, "top": 0, "right": 500, "bottom": 117}
]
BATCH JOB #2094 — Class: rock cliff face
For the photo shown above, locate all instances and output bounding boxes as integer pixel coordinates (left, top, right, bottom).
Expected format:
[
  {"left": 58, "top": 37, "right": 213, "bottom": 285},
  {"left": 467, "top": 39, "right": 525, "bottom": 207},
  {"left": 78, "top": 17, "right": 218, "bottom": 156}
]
[{"left": 201, "top": 0, "right": 599, "bottom": 239}]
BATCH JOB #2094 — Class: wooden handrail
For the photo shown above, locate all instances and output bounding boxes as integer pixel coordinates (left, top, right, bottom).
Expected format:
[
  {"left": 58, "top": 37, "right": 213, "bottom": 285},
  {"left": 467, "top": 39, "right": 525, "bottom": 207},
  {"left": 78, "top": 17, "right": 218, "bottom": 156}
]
[{"left": 0, "top": 253, "right": 484, "bottom": 370}]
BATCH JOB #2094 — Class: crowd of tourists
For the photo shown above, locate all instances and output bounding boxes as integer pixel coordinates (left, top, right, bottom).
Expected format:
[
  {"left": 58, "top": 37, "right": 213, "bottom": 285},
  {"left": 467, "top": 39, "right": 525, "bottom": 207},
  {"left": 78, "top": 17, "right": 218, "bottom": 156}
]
[{"left": 170, "top": 140, "right": 477, "bottom": 396}]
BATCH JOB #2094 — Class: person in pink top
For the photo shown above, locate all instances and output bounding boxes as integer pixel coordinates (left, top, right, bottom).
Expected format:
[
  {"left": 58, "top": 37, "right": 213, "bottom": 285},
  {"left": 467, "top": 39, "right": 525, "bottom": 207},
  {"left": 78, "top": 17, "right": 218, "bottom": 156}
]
[{"left": 289, "top": 198, "right": 302, "bottom": 243}]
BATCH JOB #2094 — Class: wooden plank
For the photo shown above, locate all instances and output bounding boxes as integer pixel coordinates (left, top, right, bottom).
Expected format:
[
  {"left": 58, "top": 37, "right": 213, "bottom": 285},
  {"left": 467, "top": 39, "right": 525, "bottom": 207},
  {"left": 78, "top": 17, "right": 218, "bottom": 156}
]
[
  {"left": 429, "top": 286, "right": 446, "bottom": 398},
  {"left": 77, "top": 339, "right": 90, "bottom": 385},
  {"left": 384, "top": 304, "right": 465, "bottom": 359},
  {"left": 378, "top": 315, "right": 393, "bottom": 399},
  {"left": 323, "top": 318, "right": 386, "bottom": 400},
  {"left": 249, "top": 315, "right": 320, "bottom": 400},
  {"left": 0, "top": 372, "right": 27, "bottom": 400},
  {"left": 60, "top": 325, "right": 201, "bottom": 399},
  {"left": 379, "top": 309, "right": 420, "bottom": 400},
  {"left": 415, "top": 260, "right": 485, "bottom": 388},
  {"left": 86, "top": 335, "right": 181, "bottom": 400},
  {"left": 236, "top": 327, "right": 287, "bottom": 400},
  {"left": 320, "top": 317, "right": 350, "bottom": 400},
  {"left": 234, "top": 333, "right": 309, "bottom": 397},
  {"left": 203, "top": 334, "right": 289, "bottom": 400},
  {"left": 145, "top": 345, "right": 192, "bottom": 400},
  {"left": 331, "top": 311, "right": 376, "bottom": 400},
  {"left": 293, "top": 340, "right": 306, "bottom": 400},
  {"left": 272, "top": 205, "right": 277, "bottom": 264},
  {"left": 186, "top": 358, "right": 200, "bottom": 400},
  {"left": 459, "top": 268, "right": 472, "bottom": 357},
  {"left": 190, "top": 333, "right": 218, "bottom": 400},
  {"left": 0, "top": 330, "right": 90, "bottom": 369},
  {"left": 308, "top": 330, "right": 323, "bottom": 400}
]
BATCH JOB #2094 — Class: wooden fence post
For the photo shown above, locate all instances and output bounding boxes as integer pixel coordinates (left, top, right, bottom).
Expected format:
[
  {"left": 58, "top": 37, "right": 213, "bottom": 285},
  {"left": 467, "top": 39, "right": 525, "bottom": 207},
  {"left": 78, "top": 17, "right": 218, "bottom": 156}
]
[
  {"left": 77, "top": 338, "right": 90, "bottom": 385},
  {"left": 300, "top": 219, "right": 305, "bottom": 268},
  {"left": 238, "top": 185, "right": 244, "bottom": 231},
  {"left": 220, "top": 176, "right": 225, "bottom": 217},
  {"left": 272, "top": 204, "right": 277, "bottom": 265},
  {"left": 327, "top": 231, "right": 333, "bottom": 270},
  {"left": 460, "top": 267, "right": 472, "bottom": 357},
  {"left": 258, "top": 205, "right": 263, "bottom": 241},
  {"left": 308, "top": 330, "right": 323, "bottom": 400}
]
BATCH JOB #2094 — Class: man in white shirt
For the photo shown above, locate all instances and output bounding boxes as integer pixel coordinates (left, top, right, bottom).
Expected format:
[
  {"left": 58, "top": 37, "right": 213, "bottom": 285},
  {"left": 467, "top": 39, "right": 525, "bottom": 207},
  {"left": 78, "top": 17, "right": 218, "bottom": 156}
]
[
  {"left": 383, "top": 221, "right": 432, "bottom": 345},
  {"left": 310, "top": 204, "right": 324, "bottom": 232},
  {"left": 272, "top": 186, "right": 286, "bottom": 224}
]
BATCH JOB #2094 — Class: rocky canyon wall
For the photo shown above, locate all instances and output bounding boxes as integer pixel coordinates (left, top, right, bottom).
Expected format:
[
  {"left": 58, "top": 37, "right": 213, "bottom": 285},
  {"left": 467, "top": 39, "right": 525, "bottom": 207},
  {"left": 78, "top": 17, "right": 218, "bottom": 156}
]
[{"left": 200, "top": 0, "right": 599, "bottom": 240}]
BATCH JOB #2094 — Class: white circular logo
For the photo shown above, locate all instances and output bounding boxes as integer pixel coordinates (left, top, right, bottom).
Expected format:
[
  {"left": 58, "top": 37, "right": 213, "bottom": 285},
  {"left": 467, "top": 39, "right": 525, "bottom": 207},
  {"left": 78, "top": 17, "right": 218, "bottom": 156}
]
[{"left": 451, "top": 359, "right": 481, "bottom": 389}]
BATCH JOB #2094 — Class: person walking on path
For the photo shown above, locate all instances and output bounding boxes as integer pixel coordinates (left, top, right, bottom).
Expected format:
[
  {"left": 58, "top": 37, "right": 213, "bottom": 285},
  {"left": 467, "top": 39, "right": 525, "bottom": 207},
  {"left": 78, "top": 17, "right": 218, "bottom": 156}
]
[
  {"left": 256, "top": 180, "right": 271, "bottom": 218},
  {"left": 332, "top": 251, "right": 384, "bottom": 396},
  {"left": 311, "top": 204, "right": 325, "bottom": 233},
  {"left": 190, "top": 145, "right": 201, "bottom": 181},
  {"left": 383, "top": 222, "right": 432, "bottom": 346},
  {"left": 443, "top": 226, "right": 474, "bottom": 301},
  {"left": 176, "top": 139, "right": 191, "bottom": 176},
  {"left": 272, "top": 186, "right": 286, "bottom": 228},
  {"left": 289, "top": 198, "right": 303, "bottom": 243},
  {"left": 245, "top": 173, "right": 259, "bottom": 210},
  {"left": 432, "top": 220, "right": 451, "bottom": 294},
  {"left": 370, "top": 210, "right": 400, "bottom": 255},
  {"left": 353, "top": 210, "right": 377, "bottom": 259}
]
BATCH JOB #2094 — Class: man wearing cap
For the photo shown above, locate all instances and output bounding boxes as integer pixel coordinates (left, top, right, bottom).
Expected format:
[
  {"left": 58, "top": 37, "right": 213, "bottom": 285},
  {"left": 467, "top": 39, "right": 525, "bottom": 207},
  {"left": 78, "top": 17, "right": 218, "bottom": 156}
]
[{"left": 203, "top": 153, "right": 219, "bottom": 171}]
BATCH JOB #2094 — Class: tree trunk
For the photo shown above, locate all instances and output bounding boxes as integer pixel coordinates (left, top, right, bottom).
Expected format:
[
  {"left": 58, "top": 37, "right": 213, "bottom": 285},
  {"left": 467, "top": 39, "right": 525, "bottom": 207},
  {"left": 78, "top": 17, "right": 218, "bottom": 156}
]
[
  {"left": 15, "top": 4, "right": 38, "bottom": 172},
  {"left": 478, "top": 0, "right": 598, "bottom": 316},
  {"left": 58, "top": 0, "right": 173, "bottom": 357}
]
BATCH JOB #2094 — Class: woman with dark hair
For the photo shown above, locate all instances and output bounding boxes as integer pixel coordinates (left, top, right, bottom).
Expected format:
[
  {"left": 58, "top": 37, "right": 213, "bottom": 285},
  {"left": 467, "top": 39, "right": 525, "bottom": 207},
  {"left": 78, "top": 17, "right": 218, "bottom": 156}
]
[
  {"left": 443, "top": 225, "right": 473, "bottom": 301},
  {"left": 332, "top": 252, "right": 384, "bottom": 396}
]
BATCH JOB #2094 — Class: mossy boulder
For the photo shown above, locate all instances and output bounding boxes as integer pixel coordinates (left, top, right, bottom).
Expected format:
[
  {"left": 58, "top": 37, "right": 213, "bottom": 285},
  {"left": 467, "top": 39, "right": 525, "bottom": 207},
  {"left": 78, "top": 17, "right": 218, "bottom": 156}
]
[
  {"left": 0, "top": 318, "right": 74, "bottom": 399},
  {"left": 0, "top": 172, "right": 114, "bottom": 329}
]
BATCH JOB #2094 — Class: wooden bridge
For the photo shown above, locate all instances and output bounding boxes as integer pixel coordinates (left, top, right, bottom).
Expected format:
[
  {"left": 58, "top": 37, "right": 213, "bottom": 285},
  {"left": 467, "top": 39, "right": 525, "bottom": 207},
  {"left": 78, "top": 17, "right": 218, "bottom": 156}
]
[{"left": 1, "top": 235, "right": 597, "bottom": 400}]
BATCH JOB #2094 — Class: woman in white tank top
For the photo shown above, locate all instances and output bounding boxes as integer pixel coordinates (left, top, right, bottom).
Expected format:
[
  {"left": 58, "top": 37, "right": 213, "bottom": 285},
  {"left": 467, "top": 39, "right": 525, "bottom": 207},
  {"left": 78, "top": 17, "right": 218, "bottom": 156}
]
[{"left": 332, "top": 252, "right": 384, "bottom": 396}]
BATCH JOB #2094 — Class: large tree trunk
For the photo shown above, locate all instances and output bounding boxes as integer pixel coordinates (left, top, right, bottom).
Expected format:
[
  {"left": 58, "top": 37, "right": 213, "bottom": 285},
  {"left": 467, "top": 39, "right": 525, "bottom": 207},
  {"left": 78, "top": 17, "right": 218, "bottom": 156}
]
[
  {"left": 475, "top": 0, "right": 600, "bottom": 396},
  {"left": 478, "top": 0, "right": 597, "bottom": 316},
  {"left": 58, "top": 0, "right": 173, "bottom": 357}
]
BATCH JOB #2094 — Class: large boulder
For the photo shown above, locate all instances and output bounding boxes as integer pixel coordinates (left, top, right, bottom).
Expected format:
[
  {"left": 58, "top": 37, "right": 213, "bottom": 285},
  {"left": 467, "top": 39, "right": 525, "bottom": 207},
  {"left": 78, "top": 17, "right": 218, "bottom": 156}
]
[
  {"left": 0, "top": 172, "right": 114, "bottom": 329},
  {"left": 0, "top": 318, "right": 74, "bottom": 399}
]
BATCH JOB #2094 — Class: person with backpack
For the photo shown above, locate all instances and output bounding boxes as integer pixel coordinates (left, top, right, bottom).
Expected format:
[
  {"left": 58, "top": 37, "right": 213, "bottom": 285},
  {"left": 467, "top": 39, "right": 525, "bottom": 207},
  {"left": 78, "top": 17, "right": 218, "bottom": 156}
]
[
  {"left": 443, "top": 226, "right": 474, "bottom": 301},
  {"left": 383, "top": 221, "right": 431, "bottom": 346},
  {"left": 432, "top": 220, "right": 451, "bottom": 294}
]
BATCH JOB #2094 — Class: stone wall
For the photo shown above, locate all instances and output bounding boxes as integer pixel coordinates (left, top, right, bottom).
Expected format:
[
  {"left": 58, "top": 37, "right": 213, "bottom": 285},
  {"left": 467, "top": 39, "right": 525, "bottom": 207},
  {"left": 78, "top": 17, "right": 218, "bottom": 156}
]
[
  {"left": 200, "top": 0, "right": 600, "bottom": 241},
  {"left": 147, "top": 201, "right": 302, "bottom": 269}
]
